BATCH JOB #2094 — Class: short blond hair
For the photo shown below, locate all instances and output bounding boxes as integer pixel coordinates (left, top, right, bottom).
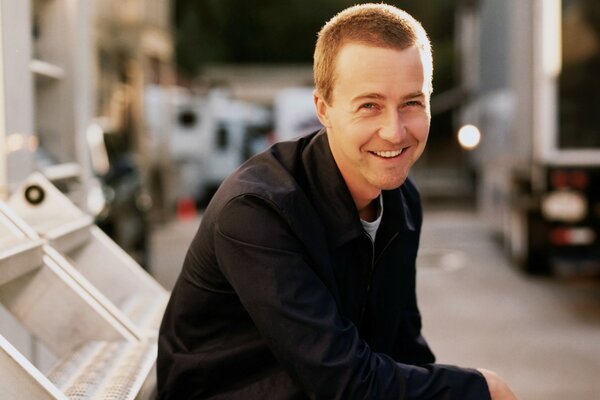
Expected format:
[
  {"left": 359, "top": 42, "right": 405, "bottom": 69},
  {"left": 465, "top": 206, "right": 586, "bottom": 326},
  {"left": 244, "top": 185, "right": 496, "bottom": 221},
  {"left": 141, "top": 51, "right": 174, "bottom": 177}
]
[{"left": 314, "top": 3, "right": 433, "bottom": 104}]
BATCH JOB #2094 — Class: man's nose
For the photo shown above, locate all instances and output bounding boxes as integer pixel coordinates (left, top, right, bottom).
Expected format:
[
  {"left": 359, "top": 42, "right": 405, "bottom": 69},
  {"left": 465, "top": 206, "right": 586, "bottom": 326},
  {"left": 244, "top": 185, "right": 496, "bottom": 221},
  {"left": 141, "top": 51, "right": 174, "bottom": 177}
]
[{"left": 378, "top": 110, "right": 406, "bottom": 143}]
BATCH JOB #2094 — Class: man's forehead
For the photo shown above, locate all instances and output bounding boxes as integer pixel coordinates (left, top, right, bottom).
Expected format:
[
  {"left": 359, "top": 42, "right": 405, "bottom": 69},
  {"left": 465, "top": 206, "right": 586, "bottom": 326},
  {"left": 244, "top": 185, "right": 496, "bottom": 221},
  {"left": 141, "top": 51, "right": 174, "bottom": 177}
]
[
  {"left": 334, "top": 44, "right": 424, "bottom": 76},
  {"left": 333, "top": 42, "right": 424, "bottom": 71},
  {"left": 330, "top": 43, "right": 431, "bottom": 97}
]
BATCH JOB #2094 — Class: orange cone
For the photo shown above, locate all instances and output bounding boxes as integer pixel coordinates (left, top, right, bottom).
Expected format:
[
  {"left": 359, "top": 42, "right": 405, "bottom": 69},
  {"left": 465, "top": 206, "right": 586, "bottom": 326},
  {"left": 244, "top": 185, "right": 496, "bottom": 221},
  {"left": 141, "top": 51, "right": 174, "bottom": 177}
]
[{"left": 176, "top": 196, "right": 197, "bottom": 221}]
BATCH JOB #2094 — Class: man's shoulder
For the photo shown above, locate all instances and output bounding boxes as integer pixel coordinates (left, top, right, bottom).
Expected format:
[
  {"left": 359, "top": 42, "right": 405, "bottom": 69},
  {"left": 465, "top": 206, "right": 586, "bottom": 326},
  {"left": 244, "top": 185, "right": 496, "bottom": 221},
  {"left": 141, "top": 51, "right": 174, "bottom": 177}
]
[
  {"left": 198, "top": 133, "right": 331, "bottom": 254},
  {"left": 205, "top": 134, "right": 319, "bottom": 223},
  {"left": 223, "top": 142, "right": 306, "bottom": 202}
]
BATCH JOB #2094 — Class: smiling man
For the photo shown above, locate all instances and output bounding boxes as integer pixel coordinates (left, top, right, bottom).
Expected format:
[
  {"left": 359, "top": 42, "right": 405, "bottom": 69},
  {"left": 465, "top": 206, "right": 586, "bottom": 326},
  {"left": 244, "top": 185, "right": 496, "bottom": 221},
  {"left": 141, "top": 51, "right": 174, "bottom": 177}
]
[
  {"left": 314, "top": 42, "right": 430, "bottom": 222},
  {"left": 158, "top": 4, "right": 516, "bottom": 399}
]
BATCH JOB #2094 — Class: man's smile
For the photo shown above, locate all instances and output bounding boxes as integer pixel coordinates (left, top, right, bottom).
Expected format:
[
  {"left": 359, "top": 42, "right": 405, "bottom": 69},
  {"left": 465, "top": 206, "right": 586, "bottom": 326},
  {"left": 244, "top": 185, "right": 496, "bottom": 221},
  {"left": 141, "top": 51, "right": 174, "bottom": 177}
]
[{"left": 369, "top": 149, "right": 404, "bottom": 158}]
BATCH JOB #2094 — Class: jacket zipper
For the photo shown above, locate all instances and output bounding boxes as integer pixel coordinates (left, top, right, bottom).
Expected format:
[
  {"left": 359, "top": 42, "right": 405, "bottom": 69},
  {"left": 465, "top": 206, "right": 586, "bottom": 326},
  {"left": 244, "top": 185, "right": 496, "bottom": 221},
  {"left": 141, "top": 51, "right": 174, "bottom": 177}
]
[{"left": 358, "top": 231, "right": 399, "bottom": 326}]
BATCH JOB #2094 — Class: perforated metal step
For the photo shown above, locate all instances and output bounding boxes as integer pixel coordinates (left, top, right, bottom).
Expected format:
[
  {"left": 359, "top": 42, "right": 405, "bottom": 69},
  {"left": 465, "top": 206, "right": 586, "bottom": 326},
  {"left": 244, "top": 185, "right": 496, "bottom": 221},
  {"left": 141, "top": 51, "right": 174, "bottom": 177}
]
[{"left": 48, "top": 340, "right": 156, "bottom": 400}]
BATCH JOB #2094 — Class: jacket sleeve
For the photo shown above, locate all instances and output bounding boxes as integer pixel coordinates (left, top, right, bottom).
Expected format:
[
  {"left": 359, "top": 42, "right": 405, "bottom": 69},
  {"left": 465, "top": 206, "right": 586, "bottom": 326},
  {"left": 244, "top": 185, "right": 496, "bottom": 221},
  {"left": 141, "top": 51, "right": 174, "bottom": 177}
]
[{"left": 215, "top": 195, "right": 490, "bottom": 400}]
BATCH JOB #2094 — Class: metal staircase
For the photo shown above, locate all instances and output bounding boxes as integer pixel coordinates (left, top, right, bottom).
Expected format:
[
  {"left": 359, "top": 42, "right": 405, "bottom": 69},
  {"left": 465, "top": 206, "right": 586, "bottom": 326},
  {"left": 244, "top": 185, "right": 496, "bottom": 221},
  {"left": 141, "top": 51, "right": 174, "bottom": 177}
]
[{"left": 0, "top": 175, "right": 167, "bottom": 399}]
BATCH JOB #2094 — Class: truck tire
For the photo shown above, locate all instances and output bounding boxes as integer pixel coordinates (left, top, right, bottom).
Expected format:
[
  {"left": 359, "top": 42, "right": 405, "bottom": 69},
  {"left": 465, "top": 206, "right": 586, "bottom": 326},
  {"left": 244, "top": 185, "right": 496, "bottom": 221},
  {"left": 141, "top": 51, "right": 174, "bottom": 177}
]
[{"left": 523, "top": 210, "right": 551, "bottom": 274}]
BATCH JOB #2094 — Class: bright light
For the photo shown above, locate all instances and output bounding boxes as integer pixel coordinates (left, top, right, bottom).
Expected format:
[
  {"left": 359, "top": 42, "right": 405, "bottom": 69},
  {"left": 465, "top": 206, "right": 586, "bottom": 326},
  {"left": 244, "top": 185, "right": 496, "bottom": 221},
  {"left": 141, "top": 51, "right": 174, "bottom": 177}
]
[
  {"left": 457, "top": 124, "right": 481, "bottom": 150},
  {"left": 542, "top": 189, "right": 587, "bottom": 223},
  {"left": 6, "top": 133, "right": 25, "bottom": 152},
  {"left": 542, "top": 0, "right": 561, "bottom": 77},
  {"left": 86, "top": 179, "right": 107, "bottom": 217}
]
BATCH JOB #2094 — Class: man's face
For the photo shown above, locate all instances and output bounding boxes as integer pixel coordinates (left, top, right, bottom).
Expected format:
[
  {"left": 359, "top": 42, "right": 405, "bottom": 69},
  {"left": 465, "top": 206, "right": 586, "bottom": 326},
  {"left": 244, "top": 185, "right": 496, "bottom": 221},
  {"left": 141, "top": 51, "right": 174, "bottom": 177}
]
[{"left": 315, "top": 43, "right": 431, "bottom": 204}]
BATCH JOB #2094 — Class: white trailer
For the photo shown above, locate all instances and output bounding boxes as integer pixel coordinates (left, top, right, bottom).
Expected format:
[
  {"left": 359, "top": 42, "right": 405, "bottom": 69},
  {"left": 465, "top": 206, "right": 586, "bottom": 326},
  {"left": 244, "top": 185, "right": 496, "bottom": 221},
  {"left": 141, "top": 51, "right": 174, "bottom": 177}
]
[
  {"left": 459, "top": 0, "right": 600, "bottom": 276},
  {"left": 272, "top": 86, "right": 322, "bottom": 143},
  {"left": 164, "top": 88, "right": 272, "bottom": 205}
]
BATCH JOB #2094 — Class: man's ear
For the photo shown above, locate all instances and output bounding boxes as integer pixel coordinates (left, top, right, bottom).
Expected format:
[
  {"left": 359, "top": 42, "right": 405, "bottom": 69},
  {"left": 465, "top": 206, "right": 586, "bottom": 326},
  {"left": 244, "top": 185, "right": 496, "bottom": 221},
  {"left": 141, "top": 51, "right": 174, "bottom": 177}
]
[{"left": 313, "top": 90, "right": 331, "bottom": 128}]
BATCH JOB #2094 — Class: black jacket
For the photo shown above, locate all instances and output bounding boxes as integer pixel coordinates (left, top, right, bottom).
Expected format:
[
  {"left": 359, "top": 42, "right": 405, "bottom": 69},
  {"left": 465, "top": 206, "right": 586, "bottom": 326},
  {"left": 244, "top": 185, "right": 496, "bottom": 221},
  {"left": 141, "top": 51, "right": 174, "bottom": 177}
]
[{"left": 158, "top": 130, "right": 490, "bottom": 399}]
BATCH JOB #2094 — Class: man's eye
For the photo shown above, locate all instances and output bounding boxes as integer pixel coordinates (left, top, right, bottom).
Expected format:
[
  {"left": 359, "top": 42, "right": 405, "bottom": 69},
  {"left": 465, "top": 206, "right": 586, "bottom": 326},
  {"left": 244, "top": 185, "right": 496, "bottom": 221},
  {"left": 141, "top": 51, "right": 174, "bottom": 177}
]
[
  {"left": 360, "top": 103, "right": 378, "bottom": 110},
  {"left": 406, "top": 100, "right": 423, "bottom": 107}
]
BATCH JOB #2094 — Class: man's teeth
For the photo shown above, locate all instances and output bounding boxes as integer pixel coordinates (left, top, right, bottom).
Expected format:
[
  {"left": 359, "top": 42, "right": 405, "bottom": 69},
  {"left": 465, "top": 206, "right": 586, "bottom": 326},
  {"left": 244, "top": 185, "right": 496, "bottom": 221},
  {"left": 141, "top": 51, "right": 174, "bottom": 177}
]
[{"left": 373, "top": 149, "right": 403, "bottom": 158}]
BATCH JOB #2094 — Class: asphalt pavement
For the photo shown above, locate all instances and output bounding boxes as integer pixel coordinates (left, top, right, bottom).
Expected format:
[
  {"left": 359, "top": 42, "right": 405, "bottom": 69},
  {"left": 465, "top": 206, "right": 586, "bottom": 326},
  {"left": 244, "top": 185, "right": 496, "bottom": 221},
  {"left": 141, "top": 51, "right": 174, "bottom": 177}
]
[{"left": 417, "top": 209, "right": 600, "bottom": 399}]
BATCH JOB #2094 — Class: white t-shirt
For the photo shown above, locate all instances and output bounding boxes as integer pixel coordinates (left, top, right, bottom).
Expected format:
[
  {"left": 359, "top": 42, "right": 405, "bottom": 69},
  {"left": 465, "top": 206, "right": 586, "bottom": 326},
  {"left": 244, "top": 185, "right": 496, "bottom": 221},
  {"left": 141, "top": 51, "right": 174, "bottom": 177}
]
[{"left": 360, "top": 195, "right": 383, "bottom": 242}]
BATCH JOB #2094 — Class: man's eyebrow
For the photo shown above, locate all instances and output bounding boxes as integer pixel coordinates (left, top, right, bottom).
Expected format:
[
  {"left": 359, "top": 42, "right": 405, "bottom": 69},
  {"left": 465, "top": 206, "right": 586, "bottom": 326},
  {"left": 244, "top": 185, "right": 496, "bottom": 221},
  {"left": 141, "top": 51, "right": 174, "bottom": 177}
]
[
  {"left": 351, "top": 93, "right": 386, "bottom": 103},
  {"left": 403, "top": 91, "right": 426, "bottom": 100},
  {"left": 351, "top": 91, "right": 426, "bottom": 103}
]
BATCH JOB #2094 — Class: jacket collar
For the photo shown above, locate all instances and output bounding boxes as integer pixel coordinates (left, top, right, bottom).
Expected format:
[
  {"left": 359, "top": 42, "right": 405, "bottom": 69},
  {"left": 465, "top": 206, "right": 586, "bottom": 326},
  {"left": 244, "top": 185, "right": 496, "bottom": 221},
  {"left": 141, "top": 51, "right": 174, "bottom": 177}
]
[{"left": 301, "top": 129, "right": 416, "bottom": 249}]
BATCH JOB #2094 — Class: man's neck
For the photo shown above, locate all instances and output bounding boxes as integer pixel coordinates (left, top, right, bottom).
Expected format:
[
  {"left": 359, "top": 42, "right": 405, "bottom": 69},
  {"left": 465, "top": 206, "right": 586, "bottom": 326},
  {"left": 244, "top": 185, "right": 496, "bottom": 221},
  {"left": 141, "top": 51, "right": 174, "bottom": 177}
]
[{"left": 357, "top": 196, "right": 380, "bottom": 222}]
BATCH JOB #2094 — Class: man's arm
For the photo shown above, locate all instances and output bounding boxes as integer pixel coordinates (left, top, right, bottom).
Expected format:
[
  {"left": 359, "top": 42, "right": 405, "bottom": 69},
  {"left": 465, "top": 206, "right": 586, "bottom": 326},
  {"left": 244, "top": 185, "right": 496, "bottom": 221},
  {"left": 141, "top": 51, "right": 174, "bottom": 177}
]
[{"left": 214, "top": 195, "right": 490, "bottom": 399}]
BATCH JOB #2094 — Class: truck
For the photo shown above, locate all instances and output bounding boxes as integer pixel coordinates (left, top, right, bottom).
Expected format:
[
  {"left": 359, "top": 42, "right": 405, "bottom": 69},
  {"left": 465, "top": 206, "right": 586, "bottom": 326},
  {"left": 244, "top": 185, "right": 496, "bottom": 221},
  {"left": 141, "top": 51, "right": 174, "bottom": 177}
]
[
  {"left": 163, "top": 87, "right": 272, "bottom": 207},
  {"left": 458, "top": 0, "right": 600, "bottom": 276},
  {"left": 272, "top": 86, "right": 322, "bottom": 143}
]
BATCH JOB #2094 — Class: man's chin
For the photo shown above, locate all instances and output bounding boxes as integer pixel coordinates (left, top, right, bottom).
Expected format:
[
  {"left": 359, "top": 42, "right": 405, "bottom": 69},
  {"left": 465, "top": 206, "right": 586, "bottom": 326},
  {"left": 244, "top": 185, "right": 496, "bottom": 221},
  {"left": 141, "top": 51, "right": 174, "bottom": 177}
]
[{"left": 374, "top": 176, "right": 409, "bottom": 191}]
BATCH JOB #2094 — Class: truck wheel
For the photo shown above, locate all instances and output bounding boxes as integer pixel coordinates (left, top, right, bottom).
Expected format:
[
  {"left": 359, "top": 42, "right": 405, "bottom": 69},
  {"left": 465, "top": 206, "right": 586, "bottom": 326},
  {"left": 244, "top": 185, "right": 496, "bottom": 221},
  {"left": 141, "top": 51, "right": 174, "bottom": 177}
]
[
  {"left": 523, "top": 211, "right": 550, "bottom": 274},
  {"left": 509, "top": 208, "right": 550, "bottom": 274}
]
